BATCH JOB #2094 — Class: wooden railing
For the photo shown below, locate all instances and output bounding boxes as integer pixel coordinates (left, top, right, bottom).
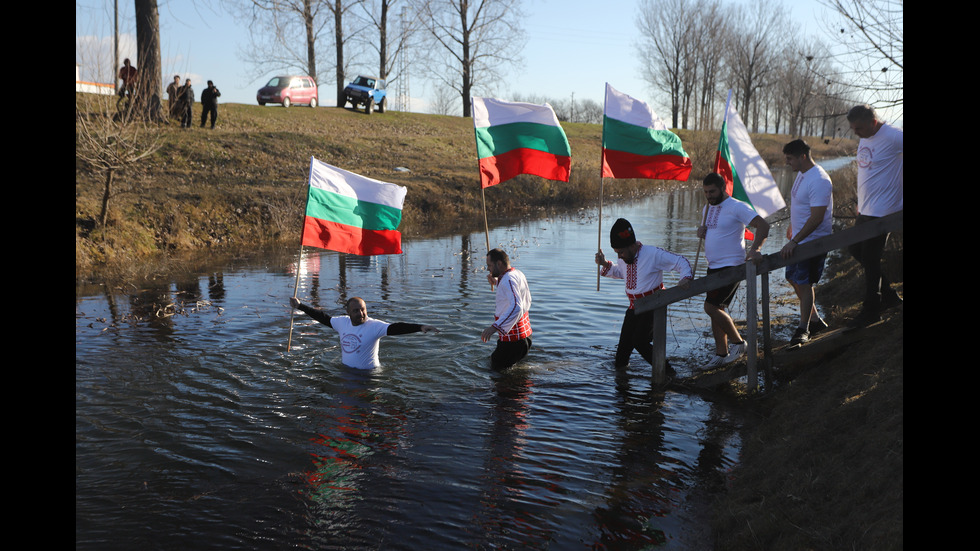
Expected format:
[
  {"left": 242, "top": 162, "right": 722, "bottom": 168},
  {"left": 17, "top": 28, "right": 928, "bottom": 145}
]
[{"left": 634, "top": 210, "right": 903, "bottom": 390}]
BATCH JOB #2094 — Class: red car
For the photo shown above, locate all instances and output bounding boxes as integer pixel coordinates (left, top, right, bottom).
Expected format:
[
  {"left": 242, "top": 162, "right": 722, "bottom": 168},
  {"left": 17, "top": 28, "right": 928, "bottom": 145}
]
[{"left": 256, "top": 76, "right": 319, "bottom": 108}]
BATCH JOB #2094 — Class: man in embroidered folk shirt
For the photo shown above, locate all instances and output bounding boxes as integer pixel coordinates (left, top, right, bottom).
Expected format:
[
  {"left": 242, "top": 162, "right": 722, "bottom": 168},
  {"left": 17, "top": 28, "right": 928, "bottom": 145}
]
[
  {"left": 290, "top": 296, "right": 439, "bottom": 369},
  {"left": 481, "top": 248, "right": 533, "bottom": 369},
  {"left": 697, "top": 173, "right": 770, "bottom": 369},
  {"left": 595, "top": 219, "right": 692, "bottom": 370}
]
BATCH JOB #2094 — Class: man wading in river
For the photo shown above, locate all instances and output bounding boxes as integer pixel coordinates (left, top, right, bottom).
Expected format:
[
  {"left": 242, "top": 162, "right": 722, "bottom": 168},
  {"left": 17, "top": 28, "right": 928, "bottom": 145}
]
[
  {"left": 481, "top": 248, "right": 533, "bottom": 370},
  {"left": 290, "top": 296, "right": 439, "bottom": 369},
  {"left": 595, "top": 218, "right": 692, "bottom": 374}
]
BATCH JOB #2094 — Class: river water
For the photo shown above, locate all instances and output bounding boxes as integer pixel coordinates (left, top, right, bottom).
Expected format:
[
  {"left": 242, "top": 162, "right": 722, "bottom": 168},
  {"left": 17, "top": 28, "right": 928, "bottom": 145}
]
[{"left": 76, "top": 173, "right": 846, "bottom": 549}]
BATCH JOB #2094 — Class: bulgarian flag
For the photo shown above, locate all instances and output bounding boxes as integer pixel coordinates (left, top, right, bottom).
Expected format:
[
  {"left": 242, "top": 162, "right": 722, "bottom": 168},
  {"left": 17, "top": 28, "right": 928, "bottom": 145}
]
[
  {"left": 300, "top": 157, "right": 407, "bottom": 256},
  {"left": 472, "top": 97, "right": 571, "bottom": 188},
  {"left": 714, "top": 90, "right": 786, "bottom": 221},
  {"left": 601, "top": 83, "right": 692, "bottom": 181}
]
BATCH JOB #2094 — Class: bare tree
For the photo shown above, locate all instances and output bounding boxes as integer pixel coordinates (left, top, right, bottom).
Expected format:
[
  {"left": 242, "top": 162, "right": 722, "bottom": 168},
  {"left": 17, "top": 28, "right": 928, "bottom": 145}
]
[
  {"left": 724, "top": 0, "right": 790, "bottom": 131},
  {"left": 417, "top": 0, "right": 526, "bottom": 117},
  {"left": 230, "top": 0, "right": 336, "bottom": 87},
  {"left": 354, "top": 0, "right": 426, "bottom": 84},
  {"left": 76, "top": 95, "right": 161, "bottom": 228},
  {"left": 637, "top": 0, "right": 697, "bottom": 129},
  {"left": 818, "top": 0, "right": 903, "bottom": 112}
]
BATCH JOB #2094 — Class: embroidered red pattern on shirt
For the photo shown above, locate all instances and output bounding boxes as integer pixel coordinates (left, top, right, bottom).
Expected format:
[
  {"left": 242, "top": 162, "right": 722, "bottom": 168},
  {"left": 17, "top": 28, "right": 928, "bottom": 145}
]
[{"left": 495, "top": 312, "right": 532, "bottom": 341}]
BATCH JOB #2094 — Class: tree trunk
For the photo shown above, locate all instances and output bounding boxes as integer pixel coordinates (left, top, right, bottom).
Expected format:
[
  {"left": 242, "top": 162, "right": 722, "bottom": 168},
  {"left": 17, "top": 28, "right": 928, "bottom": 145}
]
[
  {"left": 134, "top": 0, "right": 163, "bottom": 121},
  {"left": 334, "top": 0, "right": 346, "bottom": 107},
  {"left": 100, "top": 169, "right": 115, "bottom": 227}
]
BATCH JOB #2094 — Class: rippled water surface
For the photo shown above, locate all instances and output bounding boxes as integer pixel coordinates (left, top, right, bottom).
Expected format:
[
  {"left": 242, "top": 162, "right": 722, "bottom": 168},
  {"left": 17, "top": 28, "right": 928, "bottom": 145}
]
[{"left": 77, "top": 189, "right": 803, "bottom": 549}]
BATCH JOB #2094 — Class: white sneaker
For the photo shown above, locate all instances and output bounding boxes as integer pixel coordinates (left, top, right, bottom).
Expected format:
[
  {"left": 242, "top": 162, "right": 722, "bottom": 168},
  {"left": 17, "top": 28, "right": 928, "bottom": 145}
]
[
  {"left": 726, "top": 341, "right": 747, "bottom": 363},
  {"left": 703, "top": 354, "right": 728, "bottom": 369}
]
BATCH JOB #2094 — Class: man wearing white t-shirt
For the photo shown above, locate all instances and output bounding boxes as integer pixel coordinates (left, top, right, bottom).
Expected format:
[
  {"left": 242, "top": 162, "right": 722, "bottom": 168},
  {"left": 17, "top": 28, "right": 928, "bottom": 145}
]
[
  {"left": 847, "top": 104, "right": 903, "bottom": 327},
  {"left": 780, "top": 139, "right": 833, "bottom": 346},
  {"left": 481, "top": 248, "right": 534, "bottom": 370},
  {"left": 290, "top": 296, "right": 439, "bottom": 369},
  {"left": 697, "top": 173, "right": 770, "bottom": 368}
]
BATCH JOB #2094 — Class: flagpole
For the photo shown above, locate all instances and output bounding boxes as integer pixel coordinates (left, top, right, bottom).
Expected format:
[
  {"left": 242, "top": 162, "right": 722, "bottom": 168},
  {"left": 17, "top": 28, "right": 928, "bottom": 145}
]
[
  {"left": 287, "top": 157, "right": 316, "bottom": 352},
  {"left": 597, "top": 87, "right": 608, "bottom": 292}
]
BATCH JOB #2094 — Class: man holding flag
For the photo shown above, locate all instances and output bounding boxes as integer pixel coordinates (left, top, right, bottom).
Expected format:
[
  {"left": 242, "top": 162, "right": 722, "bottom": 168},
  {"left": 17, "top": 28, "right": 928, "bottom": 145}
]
[
  {"left": 697, "top": 173, "right": 770, "bottom": 368},
  {"left": 595, "top": 219, "right": 692, "bottom": 373},
  {"left": 779, "top": 139, "right": 833, "bottom": 346}
]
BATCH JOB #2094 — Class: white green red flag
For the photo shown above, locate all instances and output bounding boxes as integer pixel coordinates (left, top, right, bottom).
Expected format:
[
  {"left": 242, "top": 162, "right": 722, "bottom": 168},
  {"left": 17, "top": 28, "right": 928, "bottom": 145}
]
[
  {"left": 472, "top": 97, "right": 571, "bottom": 189},
  {"left": 301, "top": 157, "right": 407, "bottom": 256},
  {"left": 714, "top": 91, "right": 786, "bottom": 219},
  {"left": 601, "top": 83, "right": 692, "bottom": 181}
]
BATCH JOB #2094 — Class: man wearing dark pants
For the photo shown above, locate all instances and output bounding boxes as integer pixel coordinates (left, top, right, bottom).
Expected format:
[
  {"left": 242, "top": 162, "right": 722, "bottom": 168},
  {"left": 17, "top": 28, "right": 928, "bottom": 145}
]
[
  {"left": 595, "top": 218, "right": 692, "bottom": 373},
  {"left": 847, "top": 104, "right": 903, "bottom": 327},
  {"left": 481, "top": 248, "right": 532, "bottom": 369}
]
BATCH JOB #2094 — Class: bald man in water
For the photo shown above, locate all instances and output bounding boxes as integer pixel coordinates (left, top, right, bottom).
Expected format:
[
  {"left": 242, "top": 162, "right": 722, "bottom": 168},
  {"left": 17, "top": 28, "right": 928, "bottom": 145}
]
[{"left": 290, "top": 296, "right": 438, "bottom": 369}]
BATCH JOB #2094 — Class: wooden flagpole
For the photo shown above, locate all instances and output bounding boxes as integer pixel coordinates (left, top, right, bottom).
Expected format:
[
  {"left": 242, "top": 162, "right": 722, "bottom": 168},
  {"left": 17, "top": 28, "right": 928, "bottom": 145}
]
[
  {"left": 597, "top": 176, "right": 604, "bottom": 291},
  {"left": 287, "top": 157, "right": 316, "bottom": 352}
]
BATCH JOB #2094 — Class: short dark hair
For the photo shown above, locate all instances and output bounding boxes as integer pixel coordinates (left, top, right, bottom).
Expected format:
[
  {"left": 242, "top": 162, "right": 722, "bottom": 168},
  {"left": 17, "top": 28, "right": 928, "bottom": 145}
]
[
  {"left": 782, "top": 139, "right": 811, "bottom": 157},
  {"left": 847, "top": 104, "right": 876, "bottom": 123},
  {"left": 703, "top": 172, "right": 726, "bottom": 190},
  {"left": 487, "top": 248, "right": 509, "bottom": 265}
]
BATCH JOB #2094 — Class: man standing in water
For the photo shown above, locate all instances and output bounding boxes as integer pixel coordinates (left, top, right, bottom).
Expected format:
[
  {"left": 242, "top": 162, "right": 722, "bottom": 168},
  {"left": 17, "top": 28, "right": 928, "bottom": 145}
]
[
  {"left": 481, "top": 248, "right": 533, "bottom": 369},
  {"left": 595, "top": 218, "right": 692, "bottom": 372},
  {"left": 780, "top": 139, "right": 833, "bottom": 346},
  {"left": 697, "top": 172, "right": 770, "bottom": 368},
  {"left": 847, "top": 104, "right": 903, "bottom": 327},
  {"left": 290, "top": 296, "right": 439, "bottom": 369}
]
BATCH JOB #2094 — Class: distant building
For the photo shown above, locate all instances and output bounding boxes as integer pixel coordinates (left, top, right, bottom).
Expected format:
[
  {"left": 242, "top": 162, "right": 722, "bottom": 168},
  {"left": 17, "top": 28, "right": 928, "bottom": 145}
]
[{"left": 76, "top": 64, "right": 115, "bottom": 96}]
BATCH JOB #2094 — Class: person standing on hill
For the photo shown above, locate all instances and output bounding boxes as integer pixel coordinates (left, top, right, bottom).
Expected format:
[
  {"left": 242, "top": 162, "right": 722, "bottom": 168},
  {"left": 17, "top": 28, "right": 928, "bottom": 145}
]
[
  {"left": 166, "top": 75, "right": 181, "bottom": 119},
  {"left": 697, "top": 172, "right": 770, "bottom": 368},
  {"left": 595, "top": 218, "right": 692, "bottom": 373},
  {"left": 200, "top": 80, "right": 221, "bottom": 129},
  {"left": 179, "top": 78, "right": 195, "bottom": 128},
  {"left": 290, "top": 296, "right": 439, "bottom": 369},
  {"left": 117, "top": 58, "right": 138, "bottom": 99},
  {"left": 481, "top": 248, "right": 533, "bottom": 370},
  {"left": 846, "top": 104, "right": 903, "bottom": 327},
  {"left": 780, "top": 139, "right": 833, "bottom": 346}
]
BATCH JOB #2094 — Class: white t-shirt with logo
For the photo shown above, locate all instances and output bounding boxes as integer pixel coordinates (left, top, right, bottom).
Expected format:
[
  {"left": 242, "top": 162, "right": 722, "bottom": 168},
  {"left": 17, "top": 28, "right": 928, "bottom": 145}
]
[
  {"left": 857, "top": 122, "right": 903, "bottom": 217},
  {"left": 328, "top": 316, "right": 390, "bottom": 369}
]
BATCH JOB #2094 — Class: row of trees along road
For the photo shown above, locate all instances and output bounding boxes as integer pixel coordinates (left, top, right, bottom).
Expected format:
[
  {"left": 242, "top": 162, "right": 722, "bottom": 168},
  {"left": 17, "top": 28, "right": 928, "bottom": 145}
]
[{"left": 637, "top": 0, "right": 902, "bottom": 138}]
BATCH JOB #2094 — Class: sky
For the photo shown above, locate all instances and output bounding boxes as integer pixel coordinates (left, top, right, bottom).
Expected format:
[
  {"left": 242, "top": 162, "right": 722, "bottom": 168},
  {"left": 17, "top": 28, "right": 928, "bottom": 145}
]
[{"left": 75, "top": 0, "right": 898, "bottom": 124}]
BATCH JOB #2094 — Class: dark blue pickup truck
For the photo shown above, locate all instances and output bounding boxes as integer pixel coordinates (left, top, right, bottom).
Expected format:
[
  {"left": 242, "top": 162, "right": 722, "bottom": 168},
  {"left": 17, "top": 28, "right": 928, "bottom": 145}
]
[{"left": 343, "top": 76, "right": 387, "bottom": 114}]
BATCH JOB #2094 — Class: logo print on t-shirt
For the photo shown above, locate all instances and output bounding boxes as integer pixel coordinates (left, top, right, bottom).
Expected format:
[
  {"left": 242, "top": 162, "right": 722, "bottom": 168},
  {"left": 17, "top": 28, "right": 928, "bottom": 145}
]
[
  {"left": 857, "top": 145, "right": 872, "bottom": 169},
  {"left": 341, "top": 334, "right": 362, "bottom": 353}
]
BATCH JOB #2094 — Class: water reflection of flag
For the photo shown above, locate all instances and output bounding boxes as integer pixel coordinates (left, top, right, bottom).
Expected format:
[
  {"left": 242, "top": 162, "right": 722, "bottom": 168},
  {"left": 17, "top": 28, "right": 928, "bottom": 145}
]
[
  {"left": 714, "top": 91, "right": 786, "bottom": 219},
  {"left": 301, "top": 157, "right": 407, "bottom": 256}
]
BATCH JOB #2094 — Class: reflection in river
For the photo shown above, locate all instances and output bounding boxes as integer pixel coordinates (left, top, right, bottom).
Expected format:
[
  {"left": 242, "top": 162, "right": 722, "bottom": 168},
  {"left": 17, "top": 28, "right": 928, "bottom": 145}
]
[{"left": 76, "top": 189, "right": 807, "bottom": 549}]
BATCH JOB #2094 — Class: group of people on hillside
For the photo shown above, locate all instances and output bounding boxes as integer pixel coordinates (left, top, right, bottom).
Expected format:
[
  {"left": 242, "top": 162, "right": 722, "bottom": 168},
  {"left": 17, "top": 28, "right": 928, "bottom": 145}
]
[
  {"left": 290, "top": 104, "right": 903, "bottom": 375},
  {"left": 166, "top": 74, "right": 221, "bottom": 128},
  {"left": 117, "top": 60, "right": 222, "bottom": 128}
]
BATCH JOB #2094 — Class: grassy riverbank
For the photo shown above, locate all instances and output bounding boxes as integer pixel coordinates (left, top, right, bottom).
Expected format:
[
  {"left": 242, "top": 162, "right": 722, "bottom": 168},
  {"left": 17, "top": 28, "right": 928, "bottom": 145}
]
[{"left": 75, "top": 95, "right": 854, "bottom": 283}]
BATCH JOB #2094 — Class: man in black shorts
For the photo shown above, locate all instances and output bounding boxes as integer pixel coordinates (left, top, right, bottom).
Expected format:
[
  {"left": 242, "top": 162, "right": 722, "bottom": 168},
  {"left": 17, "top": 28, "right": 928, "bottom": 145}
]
[{"left": 697, "top": 173, "right": 770, "bottom": 368}]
